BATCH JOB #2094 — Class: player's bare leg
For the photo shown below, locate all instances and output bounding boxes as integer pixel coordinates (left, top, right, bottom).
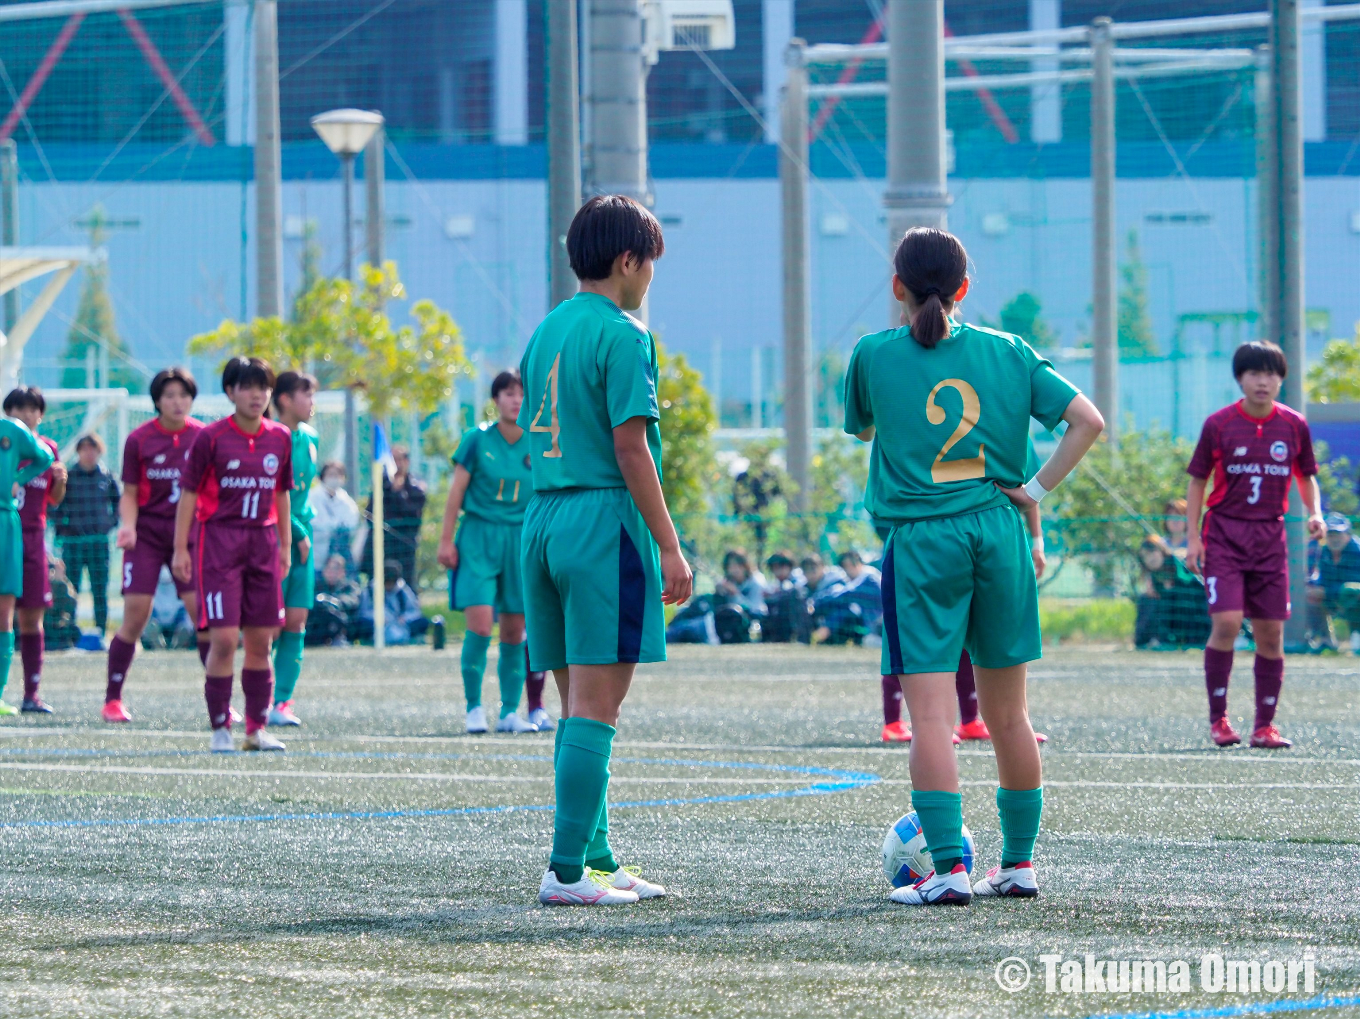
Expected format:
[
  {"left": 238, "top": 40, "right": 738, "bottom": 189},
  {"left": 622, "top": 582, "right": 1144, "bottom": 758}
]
[
  {"left": 15, "top": 606, "right": 49, "bottom": 712},
  {"left": 1206, "top": 610, "right": 1244, "bottom": 745},
  {"left": 973, "top": 663, "right": 1043, "bottom": 898},
  {"left": 1247, "top": 618, "right": 1290, "bottom": 748}
]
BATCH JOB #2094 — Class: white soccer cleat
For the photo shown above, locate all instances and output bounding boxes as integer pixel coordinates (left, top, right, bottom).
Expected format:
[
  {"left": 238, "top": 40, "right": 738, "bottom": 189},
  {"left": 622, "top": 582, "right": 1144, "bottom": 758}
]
[
  {"left": 496, "top": 712, "right": 539, "bottom": 733},
  {"left": 888, "top": 864, "right": 973, "bottom": 906},
  {"left": 605, "top": 865, "right": 666, "bottom": 899},
  {"left": 972, "top": 861, "right": 1039, "bottom": 898},
  {"left": 466, "top": 706, "right": 488, "bottom": 734},
  {"left": 267, "top": 701, "right": 301, "bottom": 727},
  {"left": 527, "top": 708, "right": 555, "bottom": 731},
  {"left": 538, "top": 868, "right": 640, "bottom": 906},
  {"left": 209, "top": 727, "right": 235, "bottom": 753},
  {"left": 242, "top": 728, "right": 286, "bottom": 752}
]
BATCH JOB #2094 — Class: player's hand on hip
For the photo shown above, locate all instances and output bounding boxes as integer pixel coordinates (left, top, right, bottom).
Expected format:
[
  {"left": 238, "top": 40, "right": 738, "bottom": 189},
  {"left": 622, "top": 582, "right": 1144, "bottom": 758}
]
[
  {"left": 1186, "top": 535, "right": 1205, "bottom": 577},
  {"left": 437, "top": 539, "right": 458, "bottom": 571},
  {"left": 659, "top": 547, "right": 693, "bottom": 606},
  {"left": 1307, "top": 513, "right": 1327, "bottom": 542},
  {"left": 172, "top": 548, "right": 192, "bottom": 584},
  {"left": 115, "top": 525, "right": 137, "bottom": 551},
  {"left": 298, "top": 535, "right": 311, "bottom": 566},
  {"left": 995, "top": 483, "right": 1037, "bottom": 511}
]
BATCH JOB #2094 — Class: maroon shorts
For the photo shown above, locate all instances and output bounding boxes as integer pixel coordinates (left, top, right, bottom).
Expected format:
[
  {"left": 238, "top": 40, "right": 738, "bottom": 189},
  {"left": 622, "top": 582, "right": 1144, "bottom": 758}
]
[
  {"left": 122, "top": 519, "right": 196, "bottom": 597},
  {"left": 17, "top": 530, "right": 51, "bottom": 609},
  {"left": 195, "top": 522, "right": 283, "bottom": 630},
  {"left": 1202, "top": 513, "right": 1290, "bottom": 620}
]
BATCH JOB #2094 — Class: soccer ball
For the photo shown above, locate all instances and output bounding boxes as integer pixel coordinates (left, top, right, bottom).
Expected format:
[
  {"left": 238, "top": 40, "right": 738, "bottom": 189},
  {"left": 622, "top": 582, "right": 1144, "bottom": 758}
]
[{"left": 881, "top": 811, "right": 976, "bottom": 888}]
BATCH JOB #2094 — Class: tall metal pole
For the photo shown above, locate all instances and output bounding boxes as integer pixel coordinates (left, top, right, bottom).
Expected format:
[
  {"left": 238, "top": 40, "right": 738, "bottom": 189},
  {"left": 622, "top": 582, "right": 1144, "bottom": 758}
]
[
  {"left": 884, "top": 0, "right": 950, "bottom": 326},
  {"left": 547, "top": 0, "right": 582, "bottom": 309},
  {"left": 1271, "top": 0, "right": 1310, "bottom": 647},
  {"left": 780, "top": 39, "right": 811, "bottom": 509},
  {"left": 1090, "top": 17, "right": 1119, "bottom": 445},
  {"left": 253, "top": 0, "right": 283, "bottom": 318},
  {"left": 365, "top": 126, "right": 384, "bottom": 269},
  {"left": 1255, "top": 46, "right": 1278, "bottom": 345},
  {"left": 1, "top": 139, "right": 18, "bottom": 332}
]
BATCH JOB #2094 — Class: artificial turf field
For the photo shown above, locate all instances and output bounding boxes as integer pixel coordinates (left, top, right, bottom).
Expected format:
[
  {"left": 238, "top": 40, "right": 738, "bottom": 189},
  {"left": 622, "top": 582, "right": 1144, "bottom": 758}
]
[{"left": 0, "top": 644, "right": 1357, "bottom": 1019}]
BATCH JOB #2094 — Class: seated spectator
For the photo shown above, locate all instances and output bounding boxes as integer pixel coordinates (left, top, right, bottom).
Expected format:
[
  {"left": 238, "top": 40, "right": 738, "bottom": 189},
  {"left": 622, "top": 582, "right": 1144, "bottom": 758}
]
[
  {"left": 810, "top": 551, "right": 883, "bottom": 645},
  {"left": 356, "top": 560, "right": 429, "bottom": 646},
  {"left": 308, "top": 554, "right": 364, "bottom": 647},
  {"left": 761, "top": 551, "right": 808, "bottom": 643},
  {"left": 1307, "top": 513, "right": 1360, "bottom": 651},
  {"left": 1134, "top": 536, "right": 1210, "bottom": 649},
  {"left": 43, "top": 558, "right": 81, "bottom": 651},
  {"left": 666, "top": 549, "right": 767, "bottom": 645},
  {"left": 142, "top": 566, "right": 196, "bottom": 650},
  {"left": 1162, "top": 498, "right": 1189, "bottom": 553}
]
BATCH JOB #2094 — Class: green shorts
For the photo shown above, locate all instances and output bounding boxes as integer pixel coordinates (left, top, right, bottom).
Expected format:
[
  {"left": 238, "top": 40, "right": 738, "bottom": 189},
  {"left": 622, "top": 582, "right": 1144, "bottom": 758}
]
[
  {"left": 521, "top": 487, "right": 665, "bottom": 672},
  {"left": 282, "top": 557, "right": 315, "bottom": 610},
  {"left": 880, "top": 503, "right": 1041, "bottom": 675},
  {"left": 451, "top": 516, "right": 524, "bottom": 615},
  {"left": 0, "top": 510, "right": 20, "bottom": 598}
]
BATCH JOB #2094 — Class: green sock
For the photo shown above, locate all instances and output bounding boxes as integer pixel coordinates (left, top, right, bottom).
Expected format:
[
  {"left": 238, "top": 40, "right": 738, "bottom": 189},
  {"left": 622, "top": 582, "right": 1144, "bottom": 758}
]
[
  {"left": 913, "top": 789, "right": 965, "bottom": 876},
  {"left": 0, "top": 631, "right": 11, "bottom": 699},
  {"left": 272, "top": 630, "right": 305, "bottom": 705},
  {"left": 496, "top": 640, "right": 527, "bottom": 719},
  {"left": 460, "top": 632, "right": 491, "bottom": 710},
  {"left": 997, "top": 786, "right": 1043, "bottom": 868},
  {"left": 584, "top": 781, "right": 617, "bottom": 873},
  {"left": 550, "top": 717, "right": 615, "bottom": 885}
]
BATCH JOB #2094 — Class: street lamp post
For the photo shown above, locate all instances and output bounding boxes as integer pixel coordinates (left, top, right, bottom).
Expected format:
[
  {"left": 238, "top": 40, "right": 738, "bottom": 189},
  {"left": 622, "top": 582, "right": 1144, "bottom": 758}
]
[{"left": 311, "top": 108, "right": 386, "bottom": 645}]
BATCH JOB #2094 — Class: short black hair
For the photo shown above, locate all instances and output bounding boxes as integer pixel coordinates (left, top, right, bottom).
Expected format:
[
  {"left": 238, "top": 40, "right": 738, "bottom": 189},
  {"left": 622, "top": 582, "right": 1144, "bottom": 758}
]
[
  {"left": 3, "top": 385, "right": 45, "bottom": 415},
  {"left": 491, "top": 370, "right": 523, "bottom": 400},
  {"left": 149, "top": 366, "right": 198, "bottom": 408},
  {"left": 1232, "top": 340, "right": 1288, "bottom": 380},
  {"left": 76, "top": 433, "right": 106, "bottom": 455},
  {"left": 566, "top": 194, "right": 665, "bottom": 281},
  {"left": 221, "top": 356, "right": 274, "bottom": 393},
  {"left": 273, "top": 370, "right": 318, "bottom": 409}
]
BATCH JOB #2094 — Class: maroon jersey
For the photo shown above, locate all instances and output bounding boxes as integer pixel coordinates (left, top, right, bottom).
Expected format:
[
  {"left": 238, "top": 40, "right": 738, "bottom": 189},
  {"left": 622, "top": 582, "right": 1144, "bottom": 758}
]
[
  {"left": 1187, "top": 400, "right": 1317, "bottom": 521},
  {"left": 122, "top": 418, "right": 204, "bottom": 522},
  {"left": 17, "top": 435, "right": 60, "bottom": 532},
  {"left": 182, "top": 417, "right": 292, "bottom": 528}
]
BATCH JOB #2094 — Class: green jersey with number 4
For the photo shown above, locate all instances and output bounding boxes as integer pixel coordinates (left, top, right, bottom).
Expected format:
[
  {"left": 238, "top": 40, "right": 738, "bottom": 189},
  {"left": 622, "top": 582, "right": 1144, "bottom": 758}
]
[
  {"left": 517, "top": 291, "right": 662, "bottom": 492},
  {"left": 844, "top": 321, "right": 1079, "bottom": 524}
]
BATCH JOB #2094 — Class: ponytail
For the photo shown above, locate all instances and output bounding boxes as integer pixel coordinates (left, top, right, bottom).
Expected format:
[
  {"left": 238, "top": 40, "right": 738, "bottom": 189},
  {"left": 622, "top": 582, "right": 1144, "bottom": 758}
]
[
  {"left": 893, "top": 227, "right": 968, "bottom": 350},
  {"left": 910, "top": 291, "right": 951, "bottom": 349}
]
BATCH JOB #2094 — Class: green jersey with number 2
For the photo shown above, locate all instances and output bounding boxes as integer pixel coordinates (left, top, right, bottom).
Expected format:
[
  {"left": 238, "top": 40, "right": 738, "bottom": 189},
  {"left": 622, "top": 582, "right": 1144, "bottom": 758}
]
[
  {"left": 844, "top": 321, "right": 1079, "bottom": 524},
  {"left": 517, "top": 291, "right": 662, "bottom": 492}
]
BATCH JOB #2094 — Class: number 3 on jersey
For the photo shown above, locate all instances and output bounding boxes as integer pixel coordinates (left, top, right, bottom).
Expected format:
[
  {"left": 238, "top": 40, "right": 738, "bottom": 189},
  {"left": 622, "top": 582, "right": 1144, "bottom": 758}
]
[
  {"left": 530, "top": 352, "right": 563, "bottom": 458},
  {"left": 926, "top": 378, "right": 986, "bottom": 483}
]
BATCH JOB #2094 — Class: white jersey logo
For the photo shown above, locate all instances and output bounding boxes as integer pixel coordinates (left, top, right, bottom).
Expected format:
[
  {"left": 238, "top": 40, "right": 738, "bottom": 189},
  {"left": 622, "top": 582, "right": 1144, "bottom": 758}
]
[
  {"left": 1233, "top": 446, "right": 1248, "bottom": 457},
  {"left": 1270, "top": 440, "right": 1289, "bottom": 463}
]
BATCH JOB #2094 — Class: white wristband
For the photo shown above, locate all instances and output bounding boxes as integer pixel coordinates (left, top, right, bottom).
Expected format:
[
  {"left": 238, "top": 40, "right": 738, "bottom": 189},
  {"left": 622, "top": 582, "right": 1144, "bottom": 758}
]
[
  {"left": 1023, "top": 476, "right": 1050, "bottom": 503},
  {"left": 1030, "top": 535, "right": 1044, "bottom": 553}
]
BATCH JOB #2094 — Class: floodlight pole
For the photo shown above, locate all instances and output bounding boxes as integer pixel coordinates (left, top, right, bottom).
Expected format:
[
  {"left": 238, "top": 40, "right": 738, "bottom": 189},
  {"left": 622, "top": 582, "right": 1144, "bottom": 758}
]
[
  {"left": 780, "top": 39, "right": 811, "bottom": 510},
  {"left": 546, "top": 0, "right": 582, "bottom": 310},
  {"left": 884, "top": 0, "right": 951, "bottom": 329},
  {"left": 1090, "top": 17, "right": 1118, "bottom": 447},
  {"left": 1271, "top": 0, "right": 1311, "bottom": 648},
  {"left": 253, "top": 0, "right": 283, "bottom": 318}
]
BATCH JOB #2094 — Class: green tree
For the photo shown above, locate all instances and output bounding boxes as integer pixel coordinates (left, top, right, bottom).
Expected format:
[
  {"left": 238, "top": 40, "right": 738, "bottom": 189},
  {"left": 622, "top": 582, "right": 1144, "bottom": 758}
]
[
  {"left": 61, "top": 206, "right": 140, "bottom": 390},
  {"left": 985, "top": 291, "right": 1056, "bottom": 349},
  {"left": 1118, "top": 229, "right": 1158, "bottom": 356},
  {"left": 1306, "top": 325, "right": 1360, "bottom": 403}
]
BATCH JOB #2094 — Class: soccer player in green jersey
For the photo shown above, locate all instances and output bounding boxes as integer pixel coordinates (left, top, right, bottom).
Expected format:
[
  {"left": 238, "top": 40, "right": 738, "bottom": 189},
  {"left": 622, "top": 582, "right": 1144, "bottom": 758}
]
[
  {"left": 270, "top": 371, "right": 319, "bottom": 728},
  {"left": 846, "top": 228, "right": 1103, "bottom": 906},
  {"left": 520, "top": 195, "right": 692, "bottom": 906},
  {"left": 0, "top": 412, "right": 55, "bottom": 713},
  {"left": 437, "top": 370, "right": 540, "bottom": 735}
]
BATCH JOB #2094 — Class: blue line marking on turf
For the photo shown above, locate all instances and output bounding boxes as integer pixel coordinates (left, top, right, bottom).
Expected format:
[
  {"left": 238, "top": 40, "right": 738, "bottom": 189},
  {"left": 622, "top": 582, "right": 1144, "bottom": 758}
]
[
  {"left": 0, "top": 746, "right": 880, "bottom": 830},
  {"left": 1080, "top": 992, "right": 1360, "bottom": 1019}
]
